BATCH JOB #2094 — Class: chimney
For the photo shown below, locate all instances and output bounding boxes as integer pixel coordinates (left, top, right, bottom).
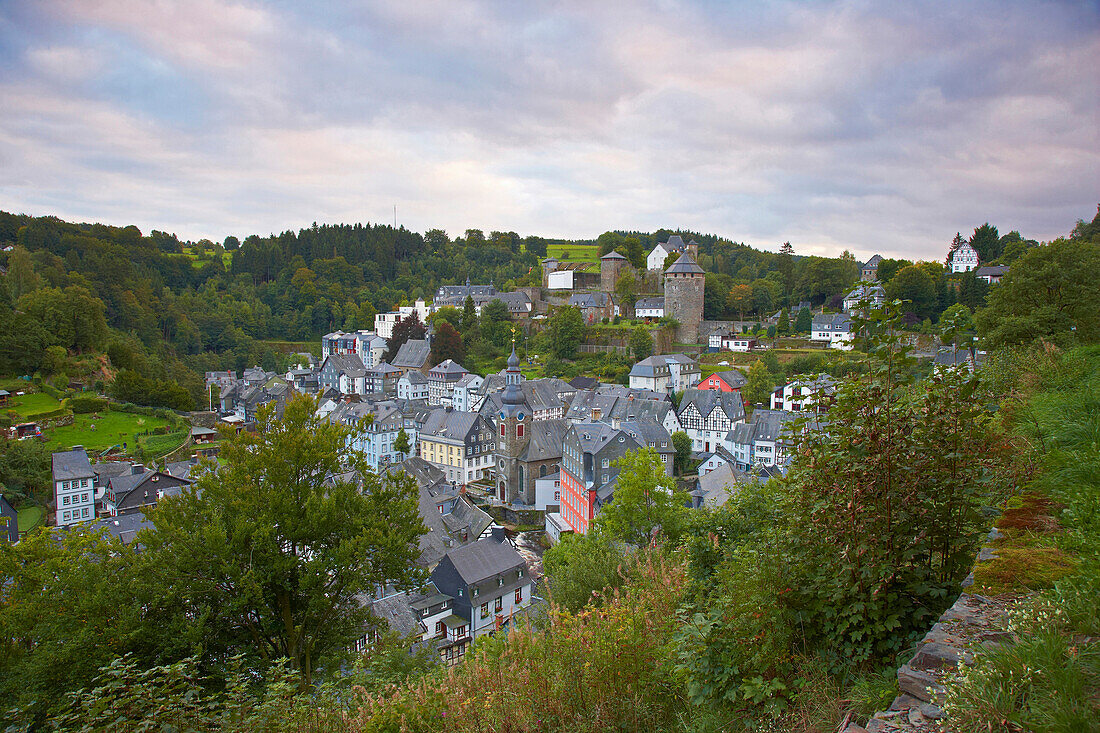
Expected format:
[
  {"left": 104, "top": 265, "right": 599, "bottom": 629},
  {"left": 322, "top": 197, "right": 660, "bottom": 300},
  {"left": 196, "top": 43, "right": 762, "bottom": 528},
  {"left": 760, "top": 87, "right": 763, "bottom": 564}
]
[
  {"left": 132, "top": 464, "right": 145, "bottom": 475},
  {"left": 592, "top": 407, "right": 602, "bottom": 421}
]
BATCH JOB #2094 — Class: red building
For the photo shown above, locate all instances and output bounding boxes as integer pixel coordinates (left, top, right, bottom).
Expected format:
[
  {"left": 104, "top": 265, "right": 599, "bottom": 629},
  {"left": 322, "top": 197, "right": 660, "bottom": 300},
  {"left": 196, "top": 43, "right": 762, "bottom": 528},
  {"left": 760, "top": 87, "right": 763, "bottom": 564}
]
[{"left": 696, "top": 369, "right": 747, "bottom": 393}]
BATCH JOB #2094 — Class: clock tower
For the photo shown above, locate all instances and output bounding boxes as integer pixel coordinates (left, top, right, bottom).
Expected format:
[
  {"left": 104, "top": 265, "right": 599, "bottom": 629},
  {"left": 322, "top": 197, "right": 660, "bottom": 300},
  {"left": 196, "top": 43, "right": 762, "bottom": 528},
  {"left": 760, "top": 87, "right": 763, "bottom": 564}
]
[{"left": 496, "top": 346, "right": 531, "bottom": 504}]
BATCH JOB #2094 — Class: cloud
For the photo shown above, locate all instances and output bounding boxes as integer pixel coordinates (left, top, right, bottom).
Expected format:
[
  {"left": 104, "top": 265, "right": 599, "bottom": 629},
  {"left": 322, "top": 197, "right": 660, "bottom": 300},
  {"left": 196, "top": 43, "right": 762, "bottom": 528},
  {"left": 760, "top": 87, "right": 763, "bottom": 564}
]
[{"left": 0, "top": 0, "right": 1097, "bottom": 262}]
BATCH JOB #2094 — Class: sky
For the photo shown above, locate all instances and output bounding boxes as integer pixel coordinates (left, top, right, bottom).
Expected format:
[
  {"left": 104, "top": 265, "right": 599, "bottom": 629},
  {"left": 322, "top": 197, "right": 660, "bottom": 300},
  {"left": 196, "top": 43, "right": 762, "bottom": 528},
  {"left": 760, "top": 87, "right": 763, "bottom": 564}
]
[{"left": 0, "top": 0, "right": 1097, "bottom": 262}]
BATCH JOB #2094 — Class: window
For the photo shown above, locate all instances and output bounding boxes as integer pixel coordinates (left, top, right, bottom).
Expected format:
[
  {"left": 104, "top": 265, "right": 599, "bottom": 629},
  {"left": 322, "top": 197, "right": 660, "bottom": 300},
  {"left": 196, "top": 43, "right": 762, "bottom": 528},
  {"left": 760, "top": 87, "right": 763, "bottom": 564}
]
[
  {"left": 497, "top": 577, "right": 503, "bottom": 587},
  {"left": 500, "top": 424, "right": 506, "bottom": 437},
  {"left": 554, "top": 491, "right": 560, "bottom": 501},
  {"left": 63, "top": 511, "right": 70, "bottom": 521},
  {"left": 516, "top": 424, "right": 525, "bottom": 438},
  {"left": 472, "top": 587, "right": 479, "bottom": 597},
  {"left": 515, "top": 588, "right": 523, "bottom": 604},
  {"left": 601, "top": 458, "right": 609, "bottom": 468},
  {"left": 481, "top": 602, "right": 489, "bottom": 617},
  {"left": 82, "top": 508, "right": 90, "bottom": 518},
  {"left": 82, "top": 493, "right": 89, "bottom": 503},
  {"left": 436, "top": 621, "right": 444, "bottom": 635},
  {"left": 494, "top": 597, "right": 503, "bottom": 612},
  {"left": 63, "top": 496, "right": 70, "bottom": 506}
]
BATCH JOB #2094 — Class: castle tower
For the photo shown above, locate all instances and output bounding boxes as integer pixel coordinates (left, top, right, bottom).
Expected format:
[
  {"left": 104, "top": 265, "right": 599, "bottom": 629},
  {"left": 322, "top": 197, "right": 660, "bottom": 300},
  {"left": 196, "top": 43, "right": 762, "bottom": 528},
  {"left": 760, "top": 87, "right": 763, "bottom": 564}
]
[
  {"left": 542, "top": 257, "right": 560, "bottom": 288},
  {"left": 664, "top": 251, "right": 705, "bottom": 344},
  {"left": 496, "top": 346, "right": 531, "bottom": 505},
  {"left": 600, "top": 250, "right": 628, "bottom": 293}
]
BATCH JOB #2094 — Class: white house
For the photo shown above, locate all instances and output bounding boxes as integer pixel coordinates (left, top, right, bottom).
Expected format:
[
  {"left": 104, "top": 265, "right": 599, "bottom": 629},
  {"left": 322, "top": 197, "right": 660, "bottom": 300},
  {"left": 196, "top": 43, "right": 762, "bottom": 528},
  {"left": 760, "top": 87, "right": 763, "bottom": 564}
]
[
  {"left": 950, "top": 242, "right": 980, "bottom": 273},
  {"left": 52, "top": 448, "right": 96, "bottom": 526},
  {"left": 533, "top": 471, "right": 562, "bottom": 512},
  {"left": 628, "top": 354, "right": 700, "bottom": 394},
  {"left": 635, "top": 297, "right": 664, "bottom": 319},
  {"left": 677, "top": 389, "right": 746, "bottom": 453},
  {"left": 375, "top": 300, "right": 435, "bottom": 340},
  {"left": 811, "top": 314, "right": 853, "bottom": 350},
  {"left": 451, "top": 373, "right": 485, "bottom": 413},
  {"left": 397, "top": 371, "right": 429, "bottom": 401},
  {"left": 722, "top": 409, "right": 801, "bottom": 469},
  {"left": 974, "top": 265, "right": 1008, "bottom": 284},
  {"left": 843, "top": 283, "right": 885, "bottom": 314},
  {"left": 771, "top": 374, "right": 836, "bottom": 412},
  {"left": 645, "top": 234, "right": 695, "bottom": 271}
]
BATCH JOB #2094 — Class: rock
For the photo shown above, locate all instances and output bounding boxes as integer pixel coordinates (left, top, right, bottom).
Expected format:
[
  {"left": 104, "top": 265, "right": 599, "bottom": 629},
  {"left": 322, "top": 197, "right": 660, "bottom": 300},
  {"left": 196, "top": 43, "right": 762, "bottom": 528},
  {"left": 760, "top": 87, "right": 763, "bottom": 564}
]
[
  {"left": 913, "top": 641, "right": 963, "bottom": 670},
  {"left": 960, "top": 571, "right": 974, "bottom": 588},
  {"left": 865, "top": 720, "right": 888, "bottom": 733},
  {"left": 889, "top": 693, "right": 921, "bottom": 711},
  {"left": 898, "top": 663, "right": 945, "bottom": 703},
  {"left": 977, "top": 546, "right": 998, "bottom": 561},
  {"left": 919, "top": 702, "right": 944, "bottom": 720},
  {"left": 843, "top": 725, "right": 868, "bottom": 733},
  {"left": 988, "top": 527, "right": 1004, "bottom": 541},
  {"left": 907, "top": 707, "right": 924, "bottom": 726}
]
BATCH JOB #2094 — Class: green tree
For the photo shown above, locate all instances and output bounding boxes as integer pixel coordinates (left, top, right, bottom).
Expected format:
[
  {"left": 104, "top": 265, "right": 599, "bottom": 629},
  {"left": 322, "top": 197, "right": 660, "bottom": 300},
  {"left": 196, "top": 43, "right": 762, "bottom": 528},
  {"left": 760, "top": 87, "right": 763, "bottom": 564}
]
[
  {"left": 615, "top": 271, "right": 638, "bottom": 317},
  {"left": 549, "top": 306, "right": 585, "bottom": 360},
  {"left": 460, "top": 295, "right": 478, "bottom": 337},
  {"left": 595, "top": 448, "right": 689, "bottom": 546},
  {"left": 630, "top": 326, "right": 653, "bottom": 361},
  {"left": 885, "top": 265, "right": 936, "bottom": 321},
  {"left": 793, "top": 305, "right": 812, "bottom": 333},
  {"left": 480, "top": 298, "right": 511, "bottom": 347},
  {"left": 383, "top": 312, "right": 426, "bottom": 362},
  {"left": 542, "top": 532, "right": 631, "bottom": 613},
  {"left": 671, "top": 431, "right": 693, "bottom": 476},
  {"left": 5, "top": 246, "right": 39, "bottom": 300},
  {"left": 144, "top": 395, "right": 426, "bottom": 688},
  {"left": 776, "top": 308, "right": 790, "bottom": 336},
  {"left": 975, "top": 237, "right": 1100, "bottom": 347},
  {"left": 743, "top": 360, "right": 774, "bottom": 408},
  {"left": 969, "top": 223, "right": 1000, "bottom": 263},
  {"left": 393, "top": 429, "right": 411, "bottom": 461},
  {"left": 0, "top": 439, "right": 52, "bottom": 506}
]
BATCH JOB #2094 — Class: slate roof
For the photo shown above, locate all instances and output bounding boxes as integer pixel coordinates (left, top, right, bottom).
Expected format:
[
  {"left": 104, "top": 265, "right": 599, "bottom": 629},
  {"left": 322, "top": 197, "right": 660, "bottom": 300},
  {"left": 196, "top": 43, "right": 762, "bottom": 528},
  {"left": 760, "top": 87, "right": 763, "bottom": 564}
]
[
  {"left": 90, "top": 512, "right": 151, "bottom": 545},
  {"left": 400, "top": 370, "right": 428, "bottom": 385},
  {"left": 601, "top": 250, "right": 628, "bottom": 260},
  {"left": 569, "top": 292, "right": 611, "bottom": 309},
  {"left": 664, "top": 251, "right": 705, "bottom": 275},
  {"left": 678, "top": 388, "right": 746, "bottom": 423},
  {"left": 521, "top": 419, "right": 571, "bottom": 462},
  {"left": 52, "top": 449, "right": 94, "bottom": 481},
  {"left": 324, "top": 353, "right": 366, "bottom": 378},
  {"left": 635, "top": 297, "right": 664, "bottom": 310},
  {"left": 974, "top": 265, "right": 1009, "bottom": 278},
  {"left": 618, "top": 419, "right": 674, "bottom": 454},
  {"left": 862, "top": 254, "right": 883, "bottom": 268},
  {"left": 695, "top": 463, "right": 739, "bottom": 507},
  {"left": 569, "top": 376, "right": 599, "bottom": 390},
  {"left": 443, "top": 536, "right": 526, "bottom": 585},
  {"left": 704, "top": 370, "right": 747, "bottom": 389},
  {"left": 782, "top": 374, "right": 837, "bottom": 395},
  {"left": 420, "top": 409, "right": 482, "bottom": 442},
  {"left": 429, "top": 359, "right": 469, "bottom": 376},
  {"left": 393, "top": 339, "right": 431, "bottom": 370},
  {"left": 812, "top": 313, "right": 852, "bottom": 332}
]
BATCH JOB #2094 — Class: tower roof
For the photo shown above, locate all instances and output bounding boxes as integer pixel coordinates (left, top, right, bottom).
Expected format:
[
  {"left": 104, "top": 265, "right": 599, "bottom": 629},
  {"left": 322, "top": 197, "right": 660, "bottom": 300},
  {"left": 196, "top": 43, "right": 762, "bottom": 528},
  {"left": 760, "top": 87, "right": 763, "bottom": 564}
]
[
  {"left": 664, "top": 251, "right": 705, "bottom": 276},
  {"left": 601, "top": 250, "right": 628, "bottom": 260}
]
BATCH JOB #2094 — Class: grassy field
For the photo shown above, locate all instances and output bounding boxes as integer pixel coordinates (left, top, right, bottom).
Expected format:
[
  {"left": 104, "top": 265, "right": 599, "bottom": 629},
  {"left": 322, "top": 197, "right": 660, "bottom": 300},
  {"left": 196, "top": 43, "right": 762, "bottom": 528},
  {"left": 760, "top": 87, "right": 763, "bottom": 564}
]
[
  {"left": 46, "top": 411, "right": 174, "bottom": 454},
  {"left": 261, "top": 339, "right": 322, "bottom": 355},
  {"left": 4, "top": 392, "right": 64, "bottom": 420},
  {"left": 17, "top": 506, "right": 44, "bottom": 533},
  {"left": 537, "top": 243, "right": 599, "bottom": 261},
  {"left": 139, "top": 429, "right": 189, "bottom": 458}
]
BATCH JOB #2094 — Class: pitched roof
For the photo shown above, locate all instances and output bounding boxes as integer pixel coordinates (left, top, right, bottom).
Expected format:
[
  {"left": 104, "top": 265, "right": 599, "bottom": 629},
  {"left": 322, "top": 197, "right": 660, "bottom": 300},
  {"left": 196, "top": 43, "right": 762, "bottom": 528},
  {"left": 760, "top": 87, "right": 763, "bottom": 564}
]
[
  {"left": 664, "top": 251, "right": 705, "bottom": 275},
  {"left": 421, "top": 409, "right": 482, "bottom": 441},
  {"left": 443, "top": 536, "right": 526, "bottom": 585},
  {"left": 521, "top": 419, "right": 571, "bottom": 462},
  {"left": 429, "top": 359, "right": 469, "bottom": 376},
  {"left": 636, "top": 297, "right": 664, "bottom": 310},
  {"left": 601, "top": 250, "right": 628, "bottom": 260},
  {"left": 393, "top": 339, "right": 431, "bottom": 369},
  {"left": 678, "top": 388, "right": 746, "bottom": 423},
  {"left": 400, "top": 370, "right": 428, "bottom": 385},
  {"left": 703, "top": 369, "right": 747, "bottom": 389},
  {"left": 52, "top": 449, "right": 94, "bottom": 480},
  {"left": 974, "top": 265, "right": 1009, "bottom": 277},
  {"left": 862, "top": 254, "right": 883, "bottom": 268},
  {"left": 323, "top": 353, "right": 366, "bottom": 378}
]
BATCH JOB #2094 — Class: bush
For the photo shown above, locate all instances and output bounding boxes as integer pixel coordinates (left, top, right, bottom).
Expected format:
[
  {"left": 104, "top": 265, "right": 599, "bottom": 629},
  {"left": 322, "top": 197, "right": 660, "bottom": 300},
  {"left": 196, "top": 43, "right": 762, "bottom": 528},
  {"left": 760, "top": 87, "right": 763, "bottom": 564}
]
[{"left": 68, "top": 396, "right": 108, "bottom": 414}]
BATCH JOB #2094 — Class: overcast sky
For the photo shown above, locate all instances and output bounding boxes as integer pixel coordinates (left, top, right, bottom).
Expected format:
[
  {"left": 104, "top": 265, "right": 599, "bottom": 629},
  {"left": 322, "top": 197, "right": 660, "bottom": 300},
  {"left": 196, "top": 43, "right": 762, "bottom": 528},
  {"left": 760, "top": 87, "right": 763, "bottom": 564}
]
[{"left": 1, "top": 1, "right": 1097, "bottom": 261}]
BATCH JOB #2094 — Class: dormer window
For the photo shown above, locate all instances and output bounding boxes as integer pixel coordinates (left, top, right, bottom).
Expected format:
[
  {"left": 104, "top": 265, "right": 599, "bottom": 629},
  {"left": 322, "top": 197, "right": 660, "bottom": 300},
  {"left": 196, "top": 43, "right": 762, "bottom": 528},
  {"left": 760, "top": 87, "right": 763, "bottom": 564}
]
[{"left": 497, "top": 577, "right": 504, "bottom": 587}]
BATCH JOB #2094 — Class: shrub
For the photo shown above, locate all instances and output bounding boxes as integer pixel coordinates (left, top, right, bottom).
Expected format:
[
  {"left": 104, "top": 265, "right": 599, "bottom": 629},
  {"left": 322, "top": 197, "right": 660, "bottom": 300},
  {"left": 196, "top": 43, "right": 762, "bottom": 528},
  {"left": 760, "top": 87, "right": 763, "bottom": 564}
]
[{"left": 68, "top": 396, "right": 108, "bottom": 414}]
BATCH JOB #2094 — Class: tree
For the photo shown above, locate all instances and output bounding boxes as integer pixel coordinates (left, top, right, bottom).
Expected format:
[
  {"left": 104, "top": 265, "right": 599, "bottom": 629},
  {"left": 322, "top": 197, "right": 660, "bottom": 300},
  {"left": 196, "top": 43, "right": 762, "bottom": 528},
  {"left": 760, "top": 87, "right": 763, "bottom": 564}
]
[
  {"left": 393, "top": 429, "right": 411, "bottom": 461},
  {"left": 615, "top": 271, "right": 638, "bottom": 317},
  {"left": 144, "top": 395, "right": 426, "bottom": 688},
  {"left": 743, "top": 360, "right": 774, "bottom": 407},
  {"left": 549, "top": 306, "right": 585, "bottom": 360},
  {"left": 671, "top": 431, "right": 693, "bottom": 476},
  {"left": 885, "top": 265, "right": 936, "bottom": 321},
  {"left": 630, "top": 326, "right": 653, "bottom": 361},
  {"left": 383, "top": 312, "right": 426, "bottom": 362},
  {"left": 524, "top": 236, "right": 548, "bottom": 258},
  {"left": 793, "top": 305, "right": 812, "bottom": 334},
  {"left": 0, "top": 438, "right": 52, "bottom": 506},
  {"left": 430, "top": 321, "right": 465, "bottom": 367},
  {"left": 6, "top": 246, "right": 39, "bottom": 300},
  {"left": 595, "top": 448, "right": 689, "bottom": 547},
  {"left": 975, "top": 238, "right": 1100, "bottom": 347},
  {"left": 776, "top": 308, "right": 790, "bottom": 336},
  {"left": 726, "top": 284, "right": 753, "bottom": 321},
  {"left": 969, "top": 223, "right": 1000, "bottom": 263},
  {"left": 479, "top": 298, "right": 511, "bottom": 347},
  {"left": 542, "top": 532, "right": 631, "bottom": 613},
  {"left": 460, "top": 296, "right": 478, "bottom": 337}
]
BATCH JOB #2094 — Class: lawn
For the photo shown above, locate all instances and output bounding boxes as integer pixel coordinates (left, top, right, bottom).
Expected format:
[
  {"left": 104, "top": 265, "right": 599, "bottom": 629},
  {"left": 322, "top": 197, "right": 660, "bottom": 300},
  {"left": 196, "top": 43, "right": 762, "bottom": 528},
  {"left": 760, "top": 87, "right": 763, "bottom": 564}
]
[
  {"left": 46, "top": 411, "right": 174, "bottom": 454},
  {"left": 539, "top": 243, "right": 599, "bottom": 261},
  {"left": 139, "top": 429, "right": 189, "bottom": 458},
  {"left": 17, "top": 506, "right": 44, "bottom": 533},
  {"left": 5, "top": 392, "right": 65, "bottom": 420}
]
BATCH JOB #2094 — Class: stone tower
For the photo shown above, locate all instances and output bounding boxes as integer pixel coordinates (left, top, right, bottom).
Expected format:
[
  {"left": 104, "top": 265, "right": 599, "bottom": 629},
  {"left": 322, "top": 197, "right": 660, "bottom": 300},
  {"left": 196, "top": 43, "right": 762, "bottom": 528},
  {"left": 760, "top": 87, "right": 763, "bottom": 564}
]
[
  {"left": 663, "top": 251, "right": 705, "bottom": 344},
  {"left": 600, "top": 250, "right": 628, "bottom": 293},
  {"left": 541, "top": 257, "right": 560, "bottom": 288},
  {"left": 496, "top": 346, "right": 531, "bottom": 505}
]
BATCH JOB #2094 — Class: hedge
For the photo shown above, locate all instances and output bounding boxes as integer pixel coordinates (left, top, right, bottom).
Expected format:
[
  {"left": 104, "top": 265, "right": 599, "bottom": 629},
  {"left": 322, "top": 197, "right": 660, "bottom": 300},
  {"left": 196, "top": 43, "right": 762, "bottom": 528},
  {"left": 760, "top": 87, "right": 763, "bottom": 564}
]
[{"left": 69, "top": 396, "right": 109, "bottom": 414}]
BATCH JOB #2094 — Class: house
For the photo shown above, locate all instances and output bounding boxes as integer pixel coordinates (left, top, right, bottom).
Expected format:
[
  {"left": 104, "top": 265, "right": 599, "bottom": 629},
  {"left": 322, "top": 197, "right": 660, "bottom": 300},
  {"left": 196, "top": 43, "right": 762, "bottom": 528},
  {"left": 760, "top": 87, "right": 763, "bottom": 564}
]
[
  {"left": 374, "top": 301, "right": 436, "bottom": 340},
  {"left": 393, "top": 457, "right": 496, "bottom": 569},
  {"left": 1, "top": 495, "right": 18, "bottom": 543},
  {"left": 810, "top": 313, "right": 853, "bottom": 350},
  {"left": 843, "top": 283, "right": 885, "bottom": 314},
  {"left": 319, "top": 353, "right": 367, "bottom": 396},
  {"left": 418, "top": 408, "right": 496, "bottom": 487},
  {"left": 565, "top": 389, "right": 681, "bottom": 436},
  {"left": 358, "top": 582, "right": 461, "bottom": 663},
  {"left": 695, "top": 445, "right": 738, "bottom": 476},
  {"left": 533, "top": 471, "right": 562, "bottom": 512},
  {"left": 635, "top": 297, "right": 664, "bottom": 319},
  {"left": 559, "top": 422, "right": 660, "bottom": 534},
  {"left": 450, "top": 374, "right": 485, "bottom": 413},
  {"left": 52, "top": 448, "right": 96, "bottom": 526},
  {"left": 771, "top": 374, "right": 836, "bottom": 412},
  {"left": 366, "top": 362, "right": 402, "bottom": 397},
  {"left": 428, "top": 360, "right": 470, "bottom": 406},
  {"left": 950, "top": 242, "right": 980, "bottom": 273},
  {"left": 696, "top": 370, "right": 747, "bottom": 394},
  {"left": 335, "top": 402, "right": 418, "bottom": 471},
  {"left": 677, "top": 388, "right": 746, "bottom": 453},
  {"left": 568, "top": 292, "right": 617, "bottom": 323},
  {"left": 430, "top": 531, "right": 533, "bottom": 641},
  {"left": 397, "top": 370, "right": 430, "bottom": 401},
  {"left": 392, "top": 339, "right": 431, "bottom": 374},
  {"left": 434, "top": 279, "right": 498, "bottom": 307},
  {"left": 546, "top": 262, "right": 600, "bottom": 290},
  {"left": 105, "top": 466, "right": 192, "bottom": 516},
  {"left": 189, "top": 426, "right": 219, "bottom": 444},
  {"left": 646, "top": 234, "right": 697, "bottom": 271},
  {"left": 285, "top": 368, "right": 319, "bottom": 393},
  {"left": 974, "top": 265, "right": 1008, "bottom": 284},
  {"left": 933, "top": 346, "right": 987, "bottom": 375},
  {"left": 628, "top": 354, "right": 700, "bottom": 394},
  {"left": 860, "top": 255, "right": 883, "bottom": 281},
  {"left": 691, "top": 462, "right": 739, "bottom": 508},
  {"left": 710, "top": 333, "right": 757, "bottom": 352},
  {"left": 723, "top": 409, "right": 803, "bottom": 469}
]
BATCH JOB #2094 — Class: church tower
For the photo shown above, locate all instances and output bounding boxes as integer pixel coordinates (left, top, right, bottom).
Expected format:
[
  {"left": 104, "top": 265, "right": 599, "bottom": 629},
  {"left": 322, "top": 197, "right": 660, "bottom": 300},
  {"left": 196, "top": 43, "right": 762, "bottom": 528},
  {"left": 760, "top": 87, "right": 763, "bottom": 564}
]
[{"left": 496, "top": 346, "right": 531, "bottom": 505}]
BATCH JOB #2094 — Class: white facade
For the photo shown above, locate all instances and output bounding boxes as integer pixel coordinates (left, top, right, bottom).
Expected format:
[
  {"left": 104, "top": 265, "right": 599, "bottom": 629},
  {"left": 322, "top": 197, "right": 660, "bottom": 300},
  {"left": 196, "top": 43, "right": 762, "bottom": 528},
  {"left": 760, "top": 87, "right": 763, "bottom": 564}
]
[
  {"left": 470, "top": 580, "right": 533, "bottom": 639},
  {"left": 547, "top": 270, "right": 576, "bottom": 290},
  {"left": 770, "top": 376, "right": 835, "bottom": 412},
  {"left": 375, "top": 300, "right": 435, "bottom": 340},
  {"left": 635, "top": 299, "right": 664, "bottom": 319},
  {"left": 724, "top": 337, "right": 756, "bottom": 352},
  {"left": 52, "top": 449, "right": 96, "bottom": 527},
  {"left": 349, "top": 421, "right": 417, "bottom": 472},
  {"left": 646, "top": 243, "right": 671, "bottom": 271},
  {"left": 950, "top": 243, "right": 979, "bottom": 273},
  {"left": 533, "top": 473, "right": 562, "bottom": 512},
  {"left": 397, "top": 374, "right": 429, "bottom": 401},
  {"left": 451, "top": 375, "right": 485, "bottom": 413}
]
